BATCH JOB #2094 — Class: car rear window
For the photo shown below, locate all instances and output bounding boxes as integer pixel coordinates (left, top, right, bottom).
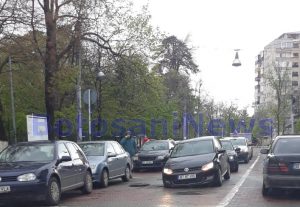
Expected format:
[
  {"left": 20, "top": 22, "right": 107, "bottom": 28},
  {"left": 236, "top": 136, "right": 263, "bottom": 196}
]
[{"left": 273, "top": 138, "right": 300, "bottom": 154}]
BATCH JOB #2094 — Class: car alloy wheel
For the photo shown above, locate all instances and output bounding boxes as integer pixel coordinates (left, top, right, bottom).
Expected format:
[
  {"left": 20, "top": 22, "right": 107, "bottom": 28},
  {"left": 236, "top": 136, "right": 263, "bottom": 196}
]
[
  {"left": 82, "top": 172, "right": 93, "bottom": 194},
  {"left": 46, "top": 177, "right": 61, "bottom": 206},
  {"left": 100, "top": 169, "right": 109, "bottom": 188},
  {"left": 122, "top": 165, "right": 130, "bottom": 182}
]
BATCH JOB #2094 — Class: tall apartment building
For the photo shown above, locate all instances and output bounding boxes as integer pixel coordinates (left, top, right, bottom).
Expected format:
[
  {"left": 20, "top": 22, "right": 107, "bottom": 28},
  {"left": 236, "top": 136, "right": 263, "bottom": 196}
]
[{"left": 254, "top": 32, "right": 300, "bottom": 133}]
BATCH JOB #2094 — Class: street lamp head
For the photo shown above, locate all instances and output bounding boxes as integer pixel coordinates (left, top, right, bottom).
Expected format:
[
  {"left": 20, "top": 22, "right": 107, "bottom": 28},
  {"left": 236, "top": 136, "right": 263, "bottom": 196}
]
[
  {"left": 97, "top": 71, "right": 105, "bottom": 80},
  {"left": 232, "top": 50, "right": 242, "bottom": 67}
]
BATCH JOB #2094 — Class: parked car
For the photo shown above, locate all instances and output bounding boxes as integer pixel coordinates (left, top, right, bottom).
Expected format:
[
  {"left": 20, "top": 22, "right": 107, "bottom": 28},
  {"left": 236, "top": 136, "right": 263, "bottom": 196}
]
[
  {"left": 78, "top": 141, "right": 132, "bottom": 188},
  {"left": 162, "top": 136, "right": 230, "bottom": 187},
  {"left": 0, "top": 140, "right": 92, "bottom": 206},
  {"left": 132, "top": 140, "right": 174, "bottom": 171},
  {"left": 225, "top": 137, "right": 253, "bottom": 163},
  {"left": 261, "top": 135, "right": 300, "bottom": 196},
  {"left": 220, "top": 139, "right": 240, "bottom": 172}
]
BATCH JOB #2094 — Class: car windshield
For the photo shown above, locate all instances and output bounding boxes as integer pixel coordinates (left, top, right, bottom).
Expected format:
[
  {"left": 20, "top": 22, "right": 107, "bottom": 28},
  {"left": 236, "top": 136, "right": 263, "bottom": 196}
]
[
  {"left": 141, "top": 141, "right": 168, "bottom": 151},
  {"left": 79, "top": 143, "right": 105, "bottom": 156},
  {"left": 273, "top": 138, "right": 300, "bottom": 154},
  {"left": 0, "top": 143, "right": 54, "bottom": 162},
  {"left": 221, "top": 141, "right": 234, "bottom": 150},
  {"left": 170, "top": 140, "right": 214, "bottom": 158},
  {"left": 230, "top": 139, "right": 246, "bottom": 146}
]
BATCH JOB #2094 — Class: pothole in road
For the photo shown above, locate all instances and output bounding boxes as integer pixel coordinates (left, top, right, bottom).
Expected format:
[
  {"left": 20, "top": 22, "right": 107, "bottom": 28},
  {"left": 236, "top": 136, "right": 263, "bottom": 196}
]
[
  {"left": 176, "top": 191, "right": 204, "bottom": 195},
  {"left": 129, "top": 183, "right": 150, "bottom": 187}
]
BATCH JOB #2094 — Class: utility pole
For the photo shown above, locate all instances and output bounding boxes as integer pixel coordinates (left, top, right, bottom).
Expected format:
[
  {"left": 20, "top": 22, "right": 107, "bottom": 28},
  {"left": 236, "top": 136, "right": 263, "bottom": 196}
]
[{"left": 9, "top": 56, "right": 17, "bottom": 143}]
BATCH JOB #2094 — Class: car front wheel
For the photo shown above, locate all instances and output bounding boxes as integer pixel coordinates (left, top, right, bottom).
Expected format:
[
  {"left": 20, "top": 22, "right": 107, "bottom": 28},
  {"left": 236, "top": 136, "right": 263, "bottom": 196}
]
[
  {"left": 45, "top": 177, "right": 61, "bottom": 206},
  {"left": 122, "top": 165, "right": 130, "bottom": 182},
  {"left": 213, "top": 168, "right": 222, "bottom": 187},
  {"left": 100, "top": 169, "right": 109, "bottom": 188},
  {"left": 262, "top": 183, "right": 270, "bottom": 196},
  {"left": 81, "top": 171, "right": 93, "bottom": 194}
]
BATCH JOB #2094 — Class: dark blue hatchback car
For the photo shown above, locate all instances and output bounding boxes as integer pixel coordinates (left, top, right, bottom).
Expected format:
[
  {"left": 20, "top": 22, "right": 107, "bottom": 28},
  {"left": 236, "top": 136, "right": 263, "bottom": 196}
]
[{"left": 0, "top": 140, "right": 93, "bottom": 206}]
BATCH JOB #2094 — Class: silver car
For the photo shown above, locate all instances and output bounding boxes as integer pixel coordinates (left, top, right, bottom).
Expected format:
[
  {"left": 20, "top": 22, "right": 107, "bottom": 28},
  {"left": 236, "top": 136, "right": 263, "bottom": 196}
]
[{"left": 79, "top": 141, "right": 132, "bottom": 187}]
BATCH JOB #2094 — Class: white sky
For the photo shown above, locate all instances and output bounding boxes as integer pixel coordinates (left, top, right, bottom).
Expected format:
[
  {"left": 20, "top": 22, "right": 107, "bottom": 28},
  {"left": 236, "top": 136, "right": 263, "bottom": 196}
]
[{"left": 133, "top": 0, "right": 300, "bottom": 115}]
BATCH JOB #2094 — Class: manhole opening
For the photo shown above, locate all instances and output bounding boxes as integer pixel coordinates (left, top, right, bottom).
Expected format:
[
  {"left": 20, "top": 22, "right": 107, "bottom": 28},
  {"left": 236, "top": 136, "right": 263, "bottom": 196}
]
[{"left": 129, "top": 183, "right": 150, "bottom": 187}]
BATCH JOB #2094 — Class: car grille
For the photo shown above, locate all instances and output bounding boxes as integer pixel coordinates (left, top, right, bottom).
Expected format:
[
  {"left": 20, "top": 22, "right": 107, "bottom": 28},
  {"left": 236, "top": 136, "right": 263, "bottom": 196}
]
[
  {"left": 1, "top": 176, "right": 18, "bottom": 182},
  {"left": 173, "top": 167, "right": 200, "bottom": 173},
  {"left": 139, "top": 156, "right": 156, "bottom": 161}
]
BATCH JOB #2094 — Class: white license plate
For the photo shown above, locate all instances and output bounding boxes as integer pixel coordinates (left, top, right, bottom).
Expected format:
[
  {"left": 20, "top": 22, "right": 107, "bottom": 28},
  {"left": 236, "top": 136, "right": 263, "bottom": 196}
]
[
  {"left": 142, "top": 161, "right": 153, "bottom": 164},
  {"left": 178, "top": 174, "right": 197, "bottom": 180},
  {"left": 294, "top": 163, "right": 300, "bottom": 169},
  {"left": 0, "top": 186, "right": 10, "bottom": 193}
]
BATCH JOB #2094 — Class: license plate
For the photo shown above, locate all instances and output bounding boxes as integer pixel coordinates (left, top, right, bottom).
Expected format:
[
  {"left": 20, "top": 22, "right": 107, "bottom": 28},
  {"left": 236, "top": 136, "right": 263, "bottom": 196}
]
[
  {"left": 0, "top": 186, "right": 10, "bottom": 193},
  {"left": 178, "top": 174, "right": 197, "bottom": 180},
  {"left": 294, "top": 163, "right": 300, "bottom": 169},
  {"left": 142, "top": 161, "right": 153, "bottom": 164}
]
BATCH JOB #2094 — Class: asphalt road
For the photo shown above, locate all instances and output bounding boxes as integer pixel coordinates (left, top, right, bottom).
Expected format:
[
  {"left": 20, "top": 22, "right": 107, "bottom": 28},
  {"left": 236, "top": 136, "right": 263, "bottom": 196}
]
[{"left": 3, "top": 148, "right": 300, "bottom": 207}]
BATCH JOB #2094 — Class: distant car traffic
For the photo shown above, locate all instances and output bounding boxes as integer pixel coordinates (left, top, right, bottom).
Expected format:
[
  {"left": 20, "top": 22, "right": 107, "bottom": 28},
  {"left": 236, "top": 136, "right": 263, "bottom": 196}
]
[
  {"left": 78, "top": 141, "right": 132, "bottom": 188},
  {"left": 162, "top": 136, "right": 230, "bottom": 187},
  {"left": 132, "top": 140, "right": 174, "bottom": 171},
  {"left": 224, "top": 137, "right": 253, "bottom": 163},
  {"left": 220, "top": 139, "right": 240, "bottom": 172},
  {"left": 0, "top": 140, "right": 92, "bottom": 205},
  {"left": 261, "top": 135, "right": 300, "bottom": 196}
]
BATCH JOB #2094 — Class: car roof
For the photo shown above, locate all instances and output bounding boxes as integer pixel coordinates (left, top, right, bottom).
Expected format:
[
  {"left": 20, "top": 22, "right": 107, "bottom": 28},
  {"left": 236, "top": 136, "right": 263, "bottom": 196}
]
[
  {"left": 222, "top": 137, "right": 246, "bottom": 140},
  {"left": 14, "top": 140, "right": 78, "bottom": 146},
  {"left": 179, "top": 136, "right": 216, "bottom": 144},
  {"left": 79, "top": 141, "right": 108, "bottom": 144}
]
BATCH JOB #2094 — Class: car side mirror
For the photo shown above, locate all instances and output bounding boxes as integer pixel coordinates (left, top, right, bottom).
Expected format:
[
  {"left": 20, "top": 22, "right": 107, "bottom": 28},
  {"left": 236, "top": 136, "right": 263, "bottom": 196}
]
[
  {"left": 260, "top": 148, "right": 269, "bottom": 154},
  {"left": 108, "top": 152, "right": 117, "bottom": 157},
  {"left": 235, "top": 147, "right": 241, "bottom": 153},
  {"left": 60, "top": 156, "right": 72, "bottom": 163},
  {"left": 217, "top": 149, "right": 226, "bottom": 154}
]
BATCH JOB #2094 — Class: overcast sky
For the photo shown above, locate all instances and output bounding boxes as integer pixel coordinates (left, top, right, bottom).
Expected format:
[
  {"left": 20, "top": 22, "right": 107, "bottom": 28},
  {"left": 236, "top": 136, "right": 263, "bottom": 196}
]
[{"left": 134, "top": 0, "right": 300, "bottom": 115}]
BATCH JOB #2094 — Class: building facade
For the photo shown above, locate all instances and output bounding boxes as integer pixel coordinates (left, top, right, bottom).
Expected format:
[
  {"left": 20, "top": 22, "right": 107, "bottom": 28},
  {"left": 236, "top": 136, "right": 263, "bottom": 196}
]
[{"left": 254, "top": 32, "right": 300, "bottom": 133}]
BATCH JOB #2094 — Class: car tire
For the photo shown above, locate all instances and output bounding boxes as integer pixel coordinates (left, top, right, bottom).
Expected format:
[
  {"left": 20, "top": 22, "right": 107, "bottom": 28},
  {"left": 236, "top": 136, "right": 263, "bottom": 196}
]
[
  {"left": 163, "top": 180, "right": 172, "bottom": 188},
  {"left": 262, "top": 183, "right": 270, "bottom": 196},
  {"left": 100, "top": 169, "right": 109, "bottom": 188},
  {"left": 234, "top": 163, "right": 239, "bottom": 172},
  {"left": 245, "top": 157, "right": 249, "bottom": 163},
  {"left": 213, "top": 167, "right": 222, "bottom": 187},
  {"left": 81, "top": 171, "right": 93, "bottom": 194},
  {"left": 224, "top": 165, "right": 231, "bottom": 180},
  {"left": 122, "top": 165, "right": 130, "bottom": 182},
  {"left": 45, "top": 177, "right": 61, "bottom": 206}
]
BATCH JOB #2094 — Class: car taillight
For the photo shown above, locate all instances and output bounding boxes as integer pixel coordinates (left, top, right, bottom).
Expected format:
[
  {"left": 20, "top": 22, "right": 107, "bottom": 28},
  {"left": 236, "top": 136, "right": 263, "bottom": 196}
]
[{"left": 267, "top": 162, "right": 288, "bottom": 174}]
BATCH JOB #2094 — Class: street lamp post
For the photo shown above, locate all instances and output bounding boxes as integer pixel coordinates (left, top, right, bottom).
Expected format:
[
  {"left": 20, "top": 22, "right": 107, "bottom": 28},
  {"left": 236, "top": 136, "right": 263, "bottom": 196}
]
[
  {"left": 8, "top": 56, "right": 17, "bottom": 143},
  {"left": 96, "top": 71, "right": 105, "bottom": 137}
]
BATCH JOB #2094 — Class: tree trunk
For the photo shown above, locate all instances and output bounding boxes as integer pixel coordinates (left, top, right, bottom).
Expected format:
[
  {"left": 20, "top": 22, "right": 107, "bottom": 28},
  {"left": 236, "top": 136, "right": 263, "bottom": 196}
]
[
  {"left": 0, "top": 99, "right": 7, "bottom": 141},
  {"left": 44, "top": 1, "right": 58, "bottom": 140}
]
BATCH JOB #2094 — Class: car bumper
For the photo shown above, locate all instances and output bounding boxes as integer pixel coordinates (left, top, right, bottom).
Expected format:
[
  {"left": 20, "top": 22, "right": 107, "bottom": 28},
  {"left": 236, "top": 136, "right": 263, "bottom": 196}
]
[
  {"left": 162, "top": 169, "right": 216, "bottom": 187},
  {"left": 133, "top": 160, "right": 166, "bottom": 169},
  {"left": 0, "top": 181, "right": 47, "bottom": 201},
  {"left": 264, "top": 174, "right": 300, "bottom": 189}
]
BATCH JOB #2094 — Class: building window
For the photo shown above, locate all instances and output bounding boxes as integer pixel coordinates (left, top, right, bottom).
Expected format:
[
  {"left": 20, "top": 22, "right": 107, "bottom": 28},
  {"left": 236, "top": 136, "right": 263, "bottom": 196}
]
[
  {"left": 293, "top": 53, "right": 299, "bottom": 58},
  {"left": 293, "top": 43, "right": 299, "bottom": 48},
  {"left": 292, "top": 81, "right": 298, "bottom": 86},
  {"left": 292, "top": 72, "right": 299, "bottom": 77},
  {"left": 292, "top": 62, "right": 299, "bottom": 68}
]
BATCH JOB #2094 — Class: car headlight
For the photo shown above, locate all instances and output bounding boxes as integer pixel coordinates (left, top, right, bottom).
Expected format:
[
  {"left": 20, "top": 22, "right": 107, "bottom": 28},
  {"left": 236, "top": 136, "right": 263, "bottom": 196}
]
[
  {"left": 132, "top": 156, "right": 139, "bottom": 161},
  {"left": 17, "top": 173, "right": 36, "bottom": 182},
  {"left": 229, "top": 156, "right": 234, "bottom": 161},
  {"left": 156, "top": 156, "right": 165, "bottom": 160},
  {"left": 201, "top": 162, "right": 214, "bottom": 171},
  {"left": 163, "top": 168, "right": 173, "bottom": 175}
]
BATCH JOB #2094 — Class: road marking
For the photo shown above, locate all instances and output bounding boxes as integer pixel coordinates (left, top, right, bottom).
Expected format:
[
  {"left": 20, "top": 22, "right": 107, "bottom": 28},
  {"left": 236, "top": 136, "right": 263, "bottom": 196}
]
[{"left": 216, "top": 155, "right": 261, "bottom": 207}]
